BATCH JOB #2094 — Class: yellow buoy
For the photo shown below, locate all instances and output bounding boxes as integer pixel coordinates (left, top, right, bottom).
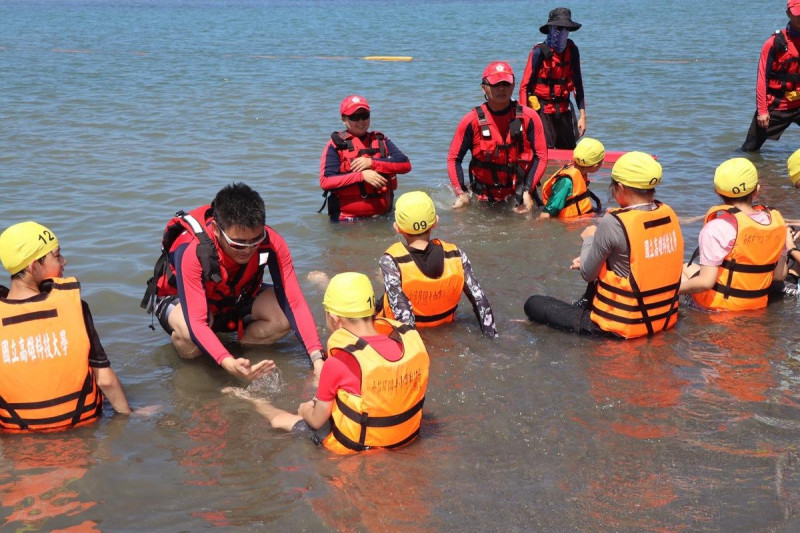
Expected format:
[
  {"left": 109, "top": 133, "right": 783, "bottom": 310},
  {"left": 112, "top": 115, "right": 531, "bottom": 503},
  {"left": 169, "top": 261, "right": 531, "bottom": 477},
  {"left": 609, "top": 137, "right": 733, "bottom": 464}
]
[{"left": 363, "top": 56, "right": 413, "bottom": 62}]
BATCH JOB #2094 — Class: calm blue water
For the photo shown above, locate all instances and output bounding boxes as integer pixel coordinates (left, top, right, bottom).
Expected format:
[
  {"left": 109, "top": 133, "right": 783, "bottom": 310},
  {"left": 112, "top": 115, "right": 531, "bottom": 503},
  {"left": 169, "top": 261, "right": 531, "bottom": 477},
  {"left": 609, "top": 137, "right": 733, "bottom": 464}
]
[{"left": 3, "top": 0, "right": 800, "bottom": 531}]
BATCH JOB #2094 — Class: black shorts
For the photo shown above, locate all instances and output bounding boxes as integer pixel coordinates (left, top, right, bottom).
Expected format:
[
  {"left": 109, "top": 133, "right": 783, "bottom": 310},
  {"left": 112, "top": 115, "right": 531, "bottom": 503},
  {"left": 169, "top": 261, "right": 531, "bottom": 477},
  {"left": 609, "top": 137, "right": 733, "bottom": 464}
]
[
  {"left": 523, "top": 285, "right": 606, "bottom": 336},
  {"left": 153, "top": 290, "right": 263, "bottom": 335},
  {"left": 292, "top": 419, "right": 330, "bottom": 447},
  {"left": 741, "top": 107, "right": 800, "bottom": 152},
  {"left": 539, "top": 108, "right": 578, "bottom": 149}
]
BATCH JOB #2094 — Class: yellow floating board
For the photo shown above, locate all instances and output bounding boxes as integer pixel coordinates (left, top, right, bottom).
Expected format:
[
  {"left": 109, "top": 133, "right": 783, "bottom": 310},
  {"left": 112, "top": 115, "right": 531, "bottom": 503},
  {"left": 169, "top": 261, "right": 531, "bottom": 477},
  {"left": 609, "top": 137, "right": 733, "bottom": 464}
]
[{"left": 363, "top": 56, "right": 413, "bottom": 62}]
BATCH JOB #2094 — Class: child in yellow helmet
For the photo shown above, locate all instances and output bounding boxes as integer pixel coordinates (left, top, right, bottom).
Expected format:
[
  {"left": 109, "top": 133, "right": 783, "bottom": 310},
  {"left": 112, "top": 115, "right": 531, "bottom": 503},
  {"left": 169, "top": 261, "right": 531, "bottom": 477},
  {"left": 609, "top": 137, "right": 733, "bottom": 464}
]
[
  {"left": 225, "top": 272, "right": 430, "bottom": 454},
  {"left": 539, "top": 137, "right": 605, "bottom": 219},
  {"left": 0, "top": 222, "right": 132, "bottom": 431},
  {"left": 680, "top": 158, "right": 790, "bottom": 311},
  {"left": 379, "top": 191, "right": 497, "bottom": 337}
]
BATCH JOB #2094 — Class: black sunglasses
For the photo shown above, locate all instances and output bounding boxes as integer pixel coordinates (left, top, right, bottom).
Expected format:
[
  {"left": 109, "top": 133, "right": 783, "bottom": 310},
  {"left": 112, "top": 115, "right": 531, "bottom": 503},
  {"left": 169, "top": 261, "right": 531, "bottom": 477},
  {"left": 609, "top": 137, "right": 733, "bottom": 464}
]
[{"left": 346, "top": 112, "right": 371, "bottom": 121}]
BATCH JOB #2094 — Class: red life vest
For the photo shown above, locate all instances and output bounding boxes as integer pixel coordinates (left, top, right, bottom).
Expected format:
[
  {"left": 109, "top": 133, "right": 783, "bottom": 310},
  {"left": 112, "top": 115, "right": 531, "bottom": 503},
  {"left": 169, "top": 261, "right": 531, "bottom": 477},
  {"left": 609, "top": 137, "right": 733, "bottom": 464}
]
[
  {"left": 141, "top": 205, "right": 270, "bottom": 332},
  {"left": 767, "top": 29, "right": 800, "bottom": 110},
  {"left": 467, "top": 103, "right": 534, "bottom": 202},
  {"left": 530, "top": 41, "right": 576, "bottom": 113},
  {"left": 327, "top": 130, "right": 396, "bottom": 219}
]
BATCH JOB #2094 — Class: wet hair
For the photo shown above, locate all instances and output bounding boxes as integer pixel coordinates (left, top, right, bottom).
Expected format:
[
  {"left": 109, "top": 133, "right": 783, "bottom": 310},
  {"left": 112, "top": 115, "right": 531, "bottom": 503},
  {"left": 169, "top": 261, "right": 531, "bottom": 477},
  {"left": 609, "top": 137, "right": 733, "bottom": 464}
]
[
  {"left": 609, "top": 179, "right": 656, "bottom": 202},
  {"left": 718, "top": 190, "right": 756, "bottom": 204},
  {"left": 212, "top": 182, "right": 266, "bottom": 231}
]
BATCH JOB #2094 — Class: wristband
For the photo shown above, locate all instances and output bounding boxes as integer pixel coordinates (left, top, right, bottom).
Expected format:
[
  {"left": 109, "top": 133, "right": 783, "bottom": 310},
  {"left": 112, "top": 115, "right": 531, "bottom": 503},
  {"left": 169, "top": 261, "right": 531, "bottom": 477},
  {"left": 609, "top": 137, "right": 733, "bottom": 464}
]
[{"left": 309, "top": 350, "right": 325, "bottom": 365}]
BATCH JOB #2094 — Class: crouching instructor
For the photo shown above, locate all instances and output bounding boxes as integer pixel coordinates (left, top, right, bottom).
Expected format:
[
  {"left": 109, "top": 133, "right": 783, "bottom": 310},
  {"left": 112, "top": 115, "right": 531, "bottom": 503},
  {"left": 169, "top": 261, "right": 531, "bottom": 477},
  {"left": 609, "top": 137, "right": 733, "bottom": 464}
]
[{"left": 142, "top": 182, "right": 324, "bottom": 380}]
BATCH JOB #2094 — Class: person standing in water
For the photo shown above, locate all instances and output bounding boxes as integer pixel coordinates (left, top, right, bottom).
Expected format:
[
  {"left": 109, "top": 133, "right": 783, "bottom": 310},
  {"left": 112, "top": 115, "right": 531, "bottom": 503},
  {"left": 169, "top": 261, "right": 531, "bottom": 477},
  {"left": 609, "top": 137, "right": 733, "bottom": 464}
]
[
  {"left": 519, "top": 7, "right": 586, "bottom": 149},
  {"left": 448, "top": 61, "right": 547, "bottom": 214},
  {"left": 741, "top": 1, "right": 800, "bottom": 152},
  {"left": 319, "top": 95, "right": 412, "bottom": 221}
]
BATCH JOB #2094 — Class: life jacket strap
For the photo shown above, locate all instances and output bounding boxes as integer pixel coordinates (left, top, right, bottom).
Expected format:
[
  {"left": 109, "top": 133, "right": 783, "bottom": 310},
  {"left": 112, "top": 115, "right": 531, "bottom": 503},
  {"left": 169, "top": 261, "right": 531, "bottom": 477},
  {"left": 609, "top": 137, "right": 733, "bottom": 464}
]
[{"left": 414, "top": 305, "right": 458, "bottom": 324}]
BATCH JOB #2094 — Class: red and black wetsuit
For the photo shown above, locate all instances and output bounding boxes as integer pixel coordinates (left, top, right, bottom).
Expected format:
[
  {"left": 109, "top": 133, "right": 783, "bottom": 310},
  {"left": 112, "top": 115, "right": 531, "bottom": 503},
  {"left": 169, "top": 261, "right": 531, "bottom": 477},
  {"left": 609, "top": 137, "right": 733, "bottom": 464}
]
[
  {"left": 162, "top": 211, "right": 322, "bottom": 364},
  {"left": 447, "top": 101, "right": 547, "bottom": 200}
]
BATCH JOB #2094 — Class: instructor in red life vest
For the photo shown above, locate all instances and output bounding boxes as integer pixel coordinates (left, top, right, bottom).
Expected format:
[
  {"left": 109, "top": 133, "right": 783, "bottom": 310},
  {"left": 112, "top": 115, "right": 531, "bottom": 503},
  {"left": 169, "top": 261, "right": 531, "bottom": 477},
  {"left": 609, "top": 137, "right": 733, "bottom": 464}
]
[
  {"left": 741, "top": 0, "right": 800, "bottom": 151},
  {"left": 519, "top": 7, "right": 586, "bottom": 149},
  {"left": 319, "top": 95, "right": 412, "bottom": 221},
  {"left": 144, "top": 183, "right": 324, "bottom": 380},
  {"left": 448, "top": 61, "right": 548, "bottom": 214}
]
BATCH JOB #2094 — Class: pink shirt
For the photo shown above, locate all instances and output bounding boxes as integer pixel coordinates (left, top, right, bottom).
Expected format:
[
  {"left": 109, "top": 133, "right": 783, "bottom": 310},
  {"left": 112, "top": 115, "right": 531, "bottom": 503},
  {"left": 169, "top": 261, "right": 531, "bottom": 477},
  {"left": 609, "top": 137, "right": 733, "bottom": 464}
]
[{"left": 697, "top": 210, "right": 782, "bottom": 266}]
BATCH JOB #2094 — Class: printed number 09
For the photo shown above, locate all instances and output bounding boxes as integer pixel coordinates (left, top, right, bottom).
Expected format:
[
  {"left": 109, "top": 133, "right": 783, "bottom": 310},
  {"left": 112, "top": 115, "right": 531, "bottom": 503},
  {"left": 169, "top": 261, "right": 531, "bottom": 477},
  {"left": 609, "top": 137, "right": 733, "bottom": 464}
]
[{"left": 412, "top": 221, "right": 428, "bottom": 231}]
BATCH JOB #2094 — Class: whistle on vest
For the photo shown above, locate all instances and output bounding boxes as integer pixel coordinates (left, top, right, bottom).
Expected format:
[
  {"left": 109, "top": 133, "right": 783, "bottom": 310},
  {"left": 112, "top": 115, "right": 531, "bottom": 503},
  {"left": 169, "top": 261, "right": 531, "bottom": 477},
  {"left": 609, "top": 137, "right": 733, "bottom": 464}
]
[
  {"left": 786, "top": 90, "right": 800, "bottom": 102},
  {"left": 528, "top": 95, "right": 541, "bottom": 110}
]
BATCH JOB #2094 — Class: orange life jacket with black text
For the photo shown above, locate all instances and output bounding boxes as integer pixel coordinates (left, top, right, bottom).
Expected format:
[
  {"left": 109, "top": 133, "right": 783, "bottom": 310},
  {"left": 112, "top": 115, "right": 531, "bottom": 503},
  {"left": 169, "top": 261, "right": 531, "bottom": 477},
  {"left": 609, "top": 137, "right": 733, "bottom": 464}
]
[
  {"left": 321, "top": 318, "right": 429, "bottom": 454},
  {"left": 590, "top": 202, "right": 684, "bottom": 338},
  {"left": 540, "top": 164, "right": 599, "bottom": 218},
  {"left": 692, "top": 205, "right": 785, "bottom": 311},
  {"left": 0, "top": 278, "right": 103, "bottom": 432},
  {"left": 468, "top": 102, "right": 535, "bottom": 202},
  {"left": 380, "top": 240, "right": 465, "bottom": 328}
]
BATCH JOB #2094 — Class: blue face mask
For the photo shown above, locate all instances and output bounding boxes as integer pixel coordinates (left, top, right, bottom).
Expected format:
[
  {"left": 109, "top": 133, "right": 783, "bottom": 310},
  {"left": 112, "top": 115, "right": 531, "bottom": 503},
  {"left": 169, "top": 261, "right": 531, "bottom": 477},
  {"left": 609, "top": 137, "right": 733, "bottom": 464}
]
[{"left": 546, "top": 26, "right": 569, "bottom": 53}]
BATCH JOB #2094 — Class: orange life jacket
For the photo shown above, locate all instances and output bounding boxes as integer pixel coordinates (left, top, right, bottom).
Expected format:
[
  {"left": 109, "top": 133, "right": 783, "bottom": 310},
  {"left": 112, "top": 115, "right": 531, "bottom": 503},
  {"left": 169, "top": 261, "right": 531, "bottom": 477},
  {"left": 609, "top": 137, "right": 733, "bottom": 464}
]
[
  {"left": 140, "top": 205, "right": 270, "bottom": 333},
  {"left": 530, "top": 41, "right": 576, "bottom": 113},
  {"left": 468, "top": 103, "right": 535, "bottom": 202},
  {"left": 321, "top": 318, "right": 429, "bottom": 454},
  {"left": 380, "top": 240, "right": 465, "bottom": 328},
  {"left": 0, "top": 278, "right": 102, "bottom": 432},
  {"left": 590, "top": 203, "right": 684, "bottom": 338},
  {"left": 767, "top": 29, "right": 800, "bottom": 109},
  {"left": 691, "top": 205, "right": 786, "bottom": 311},
  {"left": 540, "top": 164, "right": 599, "bottom": 218},
  {"left": 327, "top": 130, "right": 396, "bottom": 218}
]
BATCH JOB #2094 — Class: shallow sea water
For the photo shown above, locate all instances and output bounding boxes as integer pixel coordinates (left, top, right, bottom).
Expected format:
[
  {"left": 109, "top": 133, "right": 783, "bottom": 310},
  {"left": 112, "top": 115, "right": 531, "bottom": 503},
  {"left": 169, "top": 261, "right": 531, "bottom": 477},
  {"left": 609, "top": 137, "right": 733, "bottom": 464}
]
[{"left": 3, "top": 0, "right": 800, "bottom": 531}]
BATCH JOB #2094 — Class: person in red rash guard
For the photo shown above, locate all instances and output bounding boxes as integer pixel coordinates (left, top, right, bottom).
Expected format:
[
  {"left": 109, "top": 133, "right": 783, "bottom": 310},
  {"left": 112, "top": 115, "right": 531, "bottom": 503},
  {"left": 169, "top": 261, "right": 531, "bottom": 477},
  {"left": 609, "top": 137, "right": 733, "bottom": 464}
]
[
  {"left": 742, "top": 0, "right": 800, "bottom": 151},
  {"left": 319, "top": 95, "right": 411, "bottom": 221},
  {"left": 448, "top": 61, "right": 547, "bottom": 214},
  {"left": 518, "top": 7, "right": 586, "bottom": 149},
  {"left": 146, "top": 182, "right": 324, "bottom": 380}
]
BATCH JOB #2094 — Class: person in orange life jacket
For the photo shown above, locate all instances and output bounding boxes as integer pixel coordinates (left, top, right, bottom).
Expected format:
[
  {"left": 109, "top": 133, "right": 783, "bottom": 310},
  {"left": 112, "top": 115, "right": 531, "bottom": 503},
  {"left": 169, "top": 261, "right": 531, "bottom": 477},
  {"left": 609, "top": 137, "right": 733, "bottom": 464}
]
[
  {"left": 224, "top": 272, "right": 430, "bottom": 454},
  {"left": 519, "top": 7, "right": 586, "bottom": 149},
  {"left": 319, "top": 95, "right": 412, "bottom": 221},
  {"left": 150, "top": 183, "right": 324, "bottom": 380},
  {"left": 0, "top": 222, "right": 131, "bottom": 432},
  {"left": 680, "top": 158, "right": 790, "bottom": 310},
  {"left": 378, "top": 191, "right": 497, "bottom": 337},
  {"left": 741, "top": 1, "right": 800, "bottom": 151},
  {"left": 539, "top": 137, "right": 604, "bottom": 220},
  {"left": 524, "top": 152, "right": 684, "bottom": 338},
  {"left": 448, "top": 61, "right": 548, "bottom": 214}
]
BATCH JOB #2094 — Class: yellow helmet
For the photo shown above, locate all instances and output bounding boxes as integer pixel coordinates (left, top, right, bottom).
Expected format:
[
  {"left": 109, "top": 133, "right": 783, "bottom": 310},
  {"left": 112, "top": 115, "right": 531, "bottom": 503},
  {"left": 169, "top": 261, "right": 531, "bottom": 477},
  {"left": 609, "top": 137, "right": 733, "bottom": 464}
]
[
  {"left": 714, "top": 158, "right": 758, "bottom": 198},
  {"left": 395, "top": 191, "right": 437, "bottom": 235},
  {"left": 0, "top": 221, "right": 59, "bottom": 275},
  {"left": 323, "top": 272, "right": 375, "bottom": 318},
  {"left": 573, "top": 137, "right": 605, "bottom": 167},
  {"left": 788, "top": 148, "right": 800, "bottom": 186},
  {"left": 611, "top": 151, "right": 662, "bottom": 190}
]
